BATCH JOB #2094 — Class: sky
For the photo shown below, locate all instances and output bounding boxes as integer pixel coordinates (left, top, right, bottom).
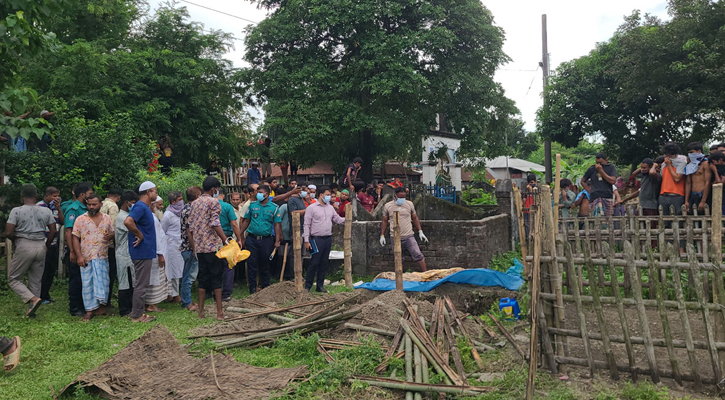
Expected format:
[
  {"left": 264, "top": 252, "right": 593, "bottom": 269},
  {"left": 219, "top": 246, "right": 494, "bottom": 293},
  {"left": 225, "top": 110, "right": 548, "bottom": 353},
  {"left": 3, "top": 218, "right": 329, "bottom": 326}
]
[{"left": 147, "top": 0, "right": 671, "bottom": 131}]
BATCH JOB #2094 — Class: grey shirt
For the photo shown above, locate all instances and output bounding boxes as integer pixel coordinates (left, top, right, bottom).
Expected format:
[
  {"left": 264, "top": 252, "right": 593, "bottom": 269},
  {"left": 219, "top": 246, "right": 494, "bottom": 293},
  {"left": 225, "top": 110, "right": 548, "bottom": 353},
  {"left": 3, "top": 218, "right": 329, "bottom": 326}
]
[
  {"left": 583, "top": 163, "right": 617, "bottom": 202},
  {"left": 639, "top": 175, "right": 660, "bottom": 210},
  {"left": 7, "top": 205, "right": 55, "bottom": 241}
]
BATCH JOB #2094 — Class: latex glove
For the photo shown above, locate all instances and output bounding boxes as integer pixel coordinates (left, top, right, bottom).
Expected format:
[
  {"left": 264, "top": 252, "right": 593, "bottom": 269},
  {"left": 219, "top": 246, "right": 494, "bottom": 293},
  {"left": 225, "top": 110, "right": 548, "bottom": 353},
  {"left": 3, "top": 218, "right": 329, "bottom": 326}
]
[
  {"left": 379, "top": 236, "right": 386, "bottom": 246},
  {"left": 419, "top": 231, "right": 429, "bottom": 243}
]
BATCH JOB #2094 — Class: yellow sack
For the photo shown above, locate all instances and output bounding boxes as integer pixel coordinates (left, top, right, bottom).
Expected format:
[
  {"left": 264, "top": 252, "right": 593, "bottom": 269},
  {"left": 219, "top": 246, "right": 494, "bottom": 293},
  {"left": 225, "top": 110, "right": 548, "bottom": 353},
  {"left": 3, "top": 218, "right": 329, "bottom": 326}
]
[{"left": 215, "top": 240, "right": 250, "bottom": 269}]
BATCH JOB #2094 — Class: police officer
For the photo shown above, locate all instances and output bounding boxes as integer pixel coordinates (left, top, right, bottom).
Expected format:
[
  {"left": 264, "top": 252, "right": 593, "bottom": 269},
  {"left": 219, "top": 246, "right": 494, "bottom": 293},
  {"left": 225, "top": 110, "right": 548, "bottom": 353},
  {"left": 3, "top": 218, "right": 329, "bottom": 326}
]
[
  {"left": 64, "top": 182, "right": 94, "bottom": 317},
  {"left": 239, "top": 185, "right": 282, "bottom": 293}
]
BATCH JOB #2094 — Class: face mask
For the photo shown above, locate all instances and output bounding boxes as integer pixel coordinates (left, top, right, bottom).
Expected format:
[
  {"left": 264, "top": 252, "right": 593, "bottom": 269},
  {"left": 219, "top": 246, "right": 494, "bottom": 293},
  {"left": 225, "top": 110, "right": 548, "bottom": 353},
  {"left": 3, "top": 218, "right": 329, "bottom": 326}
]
[
  {"left": 213, "top": 190, "right": 220, "bottom": 198},
  {"left": 256, "top": 193, "right": 266, "bottom": 202},
  {"left": 395, "top": 198, "right": 405, "bottom": 206},
  {"left": 310, "top": 193, "right": 316, "bottom": 199},
  {"left": 300, "top": 191, "right": 308, "bottom": 198},
  {"left": 689, "top": 153, "right": 704, "bottom": 163},
  {"left": 128, "top": 203, "right": 135, "bottom": 212},
  {"left": 323, "top": 195, "right": 332, "bottom": 204}
]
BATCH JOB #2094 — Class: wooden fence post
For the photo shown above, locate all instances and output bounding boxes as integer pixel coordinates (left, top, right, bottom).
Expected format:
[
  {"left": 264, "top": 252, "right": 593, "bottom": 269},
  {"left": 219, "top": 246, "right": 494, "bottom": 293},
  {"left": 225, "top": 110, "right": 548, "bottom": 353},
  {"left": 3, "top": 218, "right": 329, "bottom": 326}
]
[
  {"left": 541, "top": 186, "right": 567, "bottom": 359},
  {"left": 344, "top": 203, "right": 353, "bottom": 289},
  {"left": 292, "top": 212, "right": 304, "bottom": 292},
  {"left": 553, "top": 153, "right": 561, "bottom": 224},
  {"left": 712, "top": 183, "right": 724, "bottom": 372},
  {"left": 394, "top": 211, "right": 403, "bottom": 291},
  {"left": 513, "top": 186, "right": 528, "bottom": 275}
]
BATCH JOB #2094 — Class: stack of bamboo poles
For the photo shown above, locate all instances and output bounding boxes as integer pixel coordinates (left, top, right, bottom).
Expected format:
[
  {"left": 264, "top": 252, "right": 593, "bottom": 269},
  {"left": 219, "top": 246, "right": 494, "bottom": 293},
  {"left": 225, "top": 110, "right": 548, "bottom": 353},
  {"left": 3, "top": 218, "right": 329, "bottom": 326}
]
[
  {"left": 349, "top": 297, "right": 491, "bottom": 398},
  {"left": 189, "top": 293, "right": 361, "bottom": 349}
]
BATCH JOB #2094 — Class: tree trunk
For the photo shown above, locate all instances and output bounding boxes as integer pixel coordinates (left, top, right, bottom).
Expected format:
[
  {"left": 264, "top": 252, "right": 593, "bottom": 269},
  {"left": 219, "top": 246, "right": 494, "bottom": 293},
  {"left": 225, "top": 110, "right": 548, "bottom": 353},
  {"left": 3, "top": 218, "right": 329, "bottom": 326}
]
[{"left": 359, "top": 129, "right": 374, "bottom": 184}]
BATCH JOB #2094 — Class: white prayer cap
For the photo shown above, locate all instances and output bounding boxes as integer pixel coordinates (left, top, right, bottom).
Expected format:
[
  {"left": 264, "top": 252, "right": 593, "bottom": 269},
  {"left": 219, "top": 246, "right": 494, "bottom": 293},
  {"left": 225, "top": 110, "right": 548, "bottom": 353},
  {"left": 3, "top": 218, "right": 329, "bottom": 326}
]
[
  {"left": 139, "top": 181, "right": 156, "bottom": 192},
  {"left": 155, "top": 195, "right": 163, "bottom": 202},
  {"left": 308, "top": 184, "right": 317, "bottom": 190}
]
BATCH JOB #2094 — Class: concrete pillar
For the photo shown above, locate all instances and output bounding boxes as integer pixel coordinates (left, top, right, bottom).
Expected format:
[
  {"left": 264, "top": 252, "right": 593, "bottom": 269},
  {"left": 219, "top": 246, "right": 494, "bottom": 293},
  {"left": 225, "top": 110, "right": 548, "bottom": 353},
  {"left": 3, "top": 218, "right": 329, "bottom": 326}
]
[{"left": 495, "top": 179, "right": 518, "bottom": 247}]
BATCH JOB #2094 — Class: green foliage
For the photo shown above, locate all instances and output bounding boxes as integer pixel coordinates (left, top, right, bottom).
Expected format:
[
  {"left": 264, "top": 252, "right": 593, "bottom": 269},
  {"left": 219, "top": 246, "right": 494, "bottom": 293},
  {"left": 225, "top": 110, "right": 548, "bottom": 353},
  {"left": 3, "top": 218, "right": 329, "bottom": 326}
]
[
  {"left": 244, "top": 0, "right": 516, "bottom": 181},
  {"left": 538, "top": 1, "right": 725, "bottom": 166},
  {"left": 488, "top": 250, "right": 522, "bottom": 273},
  {"left": 4, "top": 112, "right": 154, "bottom": 198},
  {"left": 139, "top": 164, "right": 205, "bottom": 205},
  {"left": 462, "top": 190, "right": 497, "bottom": 206},
  {"left": 621, "top": 381, "right": 669, "bottom": 400}
]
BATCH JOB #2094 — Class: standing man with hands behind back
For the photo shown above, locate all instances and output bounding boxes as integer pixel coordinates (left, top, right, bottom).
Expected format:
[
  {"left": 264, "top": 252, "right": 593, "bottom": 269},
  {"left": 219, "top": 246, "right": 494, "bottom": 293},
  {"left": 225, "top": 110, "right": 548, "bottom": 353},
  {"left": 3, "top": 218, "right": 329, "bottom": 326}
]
[{"left": 380, "top": 187, "right": 429, "bottom": 272}]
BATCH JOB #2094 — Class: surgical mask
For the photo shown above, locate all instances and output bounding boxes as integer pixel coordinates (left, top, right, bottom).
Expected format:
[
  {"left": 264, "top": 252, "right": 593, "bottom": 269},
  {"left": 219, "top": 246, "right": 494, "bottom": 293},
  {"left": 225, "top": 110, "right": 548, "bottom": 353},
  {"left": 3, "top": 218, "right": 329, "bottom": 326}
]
[
  {"left": 128, "top": 203, "right": 135, "bottom": 212},
  {"left": 300, "top": 191, "right": 308, "bottom": 198},
  {"left": 395, "top": 198, "right": 405, "bottom": 206},
  {"left": 213, "top": 189, "right": 220, "bottom": 198},
  {"left": 256, "top": 193, "right": 265, "bottom": 202},
  {"left": 323, "top": 195, "right": 331, "bottom": 204},
  {"left": 310, "top": 193, "right": 316, "bottom": 199}
]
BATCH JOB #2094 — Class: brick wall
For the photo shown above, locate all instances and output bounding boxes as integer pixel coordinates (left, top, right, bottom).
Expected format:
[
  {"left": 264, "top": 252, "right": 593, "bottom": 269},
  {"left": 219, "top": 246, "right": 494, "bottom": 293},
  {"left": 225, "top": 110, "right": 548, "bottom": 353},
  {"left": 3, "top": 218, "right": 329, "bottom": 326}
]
[{"left": 332, "top": 214, "right": 511, "bottom": 276}]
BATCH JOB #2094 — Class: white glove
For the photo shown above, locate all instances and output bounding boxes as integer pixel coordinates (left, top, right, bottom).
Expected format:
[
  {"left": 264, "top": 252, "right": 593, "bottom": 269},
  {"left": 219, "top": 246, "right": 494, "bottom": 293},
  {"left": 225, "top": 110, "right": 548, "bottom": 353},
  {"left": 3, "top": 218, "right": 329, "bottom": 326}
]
[
  {"left": 419, "top": 231, "right": 429, "bottom": 243},
  {"left": 379, "top": 236, "right": 386, "bottom": 246}
]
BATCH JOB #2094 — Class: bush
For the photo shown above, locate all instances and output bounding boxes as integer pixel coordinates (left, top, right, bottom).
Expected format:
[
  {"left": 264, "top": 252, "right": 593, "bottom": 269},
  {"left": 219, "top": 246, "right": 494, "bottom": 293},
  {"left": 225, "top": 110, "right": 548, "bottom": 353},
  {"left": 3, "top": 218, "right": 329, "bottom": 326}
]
[
  {"left": 4, "top": 112, "right": 154, "bottom": 199},
  {"left": 138, "top": 164, "right": 205, "bottom": 205}
]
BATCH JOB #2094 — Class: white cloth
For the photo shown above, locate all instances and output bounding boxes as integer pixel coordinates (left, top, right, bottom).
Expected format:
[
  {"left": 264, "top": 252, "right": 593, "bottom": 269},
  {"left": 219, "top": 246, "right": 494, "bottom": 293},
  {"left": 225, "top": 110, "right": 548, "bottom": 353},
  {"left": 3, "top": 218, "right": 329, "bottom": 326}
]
[
  {"left": 139, "top": 181, "right": 156, "bottom": 191},
  {"left": 149, "top": 216, "right": 167, "bottom": 286},
  {"left": 161, "top": 210, "right": 184, "bottom": 280}
]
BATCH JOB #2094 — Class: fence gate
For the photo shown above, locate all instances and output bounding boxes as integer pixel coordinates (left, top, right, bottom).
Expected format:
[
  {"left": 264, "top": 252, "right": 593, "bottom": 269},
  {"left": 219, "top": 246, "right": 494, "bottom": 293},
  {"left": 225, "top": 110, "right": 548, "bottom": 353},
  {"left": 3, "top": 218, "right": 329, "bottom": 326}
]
[{"left": 520, "top": 184, "right": 725, "bottom": 393}]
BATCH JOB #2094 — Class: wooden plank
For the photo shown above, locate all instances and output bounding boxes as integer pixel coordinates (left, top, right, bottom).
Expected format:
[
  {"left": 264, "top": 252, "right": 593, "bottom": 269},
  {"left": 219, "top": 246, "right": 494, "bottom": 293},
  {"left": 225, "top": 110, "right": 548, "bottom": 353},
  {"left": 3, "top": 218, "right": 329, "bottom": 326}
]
[
  {"left": 667, "top": 243, "right": 702, "bottom": 390},
  {"left": 563, "top": 241, "right": 595, "bottom": 378},
  {"left": 688, "top": 243, "right": 723, "bottom": 384},
  {"left": 344, "top": 203, "right": 353, "bottom": 288},
  {"left": 394, "top": 211, "right": 403, "bottom": 291},
  {"left": 292, "top": 212, "right": 304, "bottom": 292},
  {"left": 624, "top": 240, "right": 660, "bottom": 383},
  {"left": 513, "top": 186, "right": 529, "bottom": 276},
  {"left": 583, "top": 241, "right": 619, "bottom": 380},
  {"left": 647, "top": 243, "right": 681, "bottom": 386}
]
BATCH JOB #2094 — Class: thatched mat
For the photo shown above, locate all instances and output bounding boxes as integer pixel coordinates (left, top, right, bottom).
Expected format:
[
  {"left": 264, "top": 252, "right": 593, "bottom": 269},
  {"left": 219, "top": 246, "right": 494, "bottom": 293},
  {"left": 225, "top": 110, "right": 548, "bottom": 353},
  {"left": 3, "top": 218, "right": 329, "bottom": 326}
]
[{"left": 59, "top": 325, "right": 308, "bottom": 399}]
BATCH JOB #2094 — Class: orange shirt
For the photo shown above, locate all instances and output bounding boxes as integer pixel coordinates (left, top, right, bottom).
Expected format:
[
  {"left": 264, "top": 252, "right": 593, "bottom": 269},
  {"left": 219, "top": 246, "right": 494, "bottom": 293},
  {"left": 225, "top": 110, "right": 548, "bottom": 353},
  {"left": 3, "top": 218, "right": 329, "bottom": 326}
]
[{"left": 660, "top": 159, "right": 686, "bottom": 196}]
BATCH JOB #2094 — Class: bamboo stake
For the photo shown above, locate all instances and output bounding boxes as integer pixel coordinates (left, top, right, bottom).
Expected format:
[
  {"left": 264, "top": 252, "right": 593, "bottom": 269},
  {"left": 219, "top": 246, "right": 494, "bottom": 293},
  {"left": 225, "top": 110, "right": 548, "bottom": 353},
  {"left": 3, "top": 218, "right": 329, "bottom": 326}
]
[
  {"left": 648, "top": 244, "right": 681, "bottom": 386},
  {"left": 394, "top": 211, "right": 403, "bottom": 291},
  {"left": 658, "top": 206, "right": 666, "bottom": 285},
  {"left": 712, "top": 183, "right": 724, "bottom": 372},
  {"left": 553, "top": 153, "right": 561, "bottom": 224},
  {"left": 399, "top": 318, "right": 462, "bottom": 386},
  {"left": 444, "top": 296, "right": 483, "bottom": 369},
  {"left": 563, "top": 242, "right": 595, "bottom": 378},
  {"left": 419, "top": 316, "right": 430, "bottom": 386},
  {"left": 283, "top": 292, "right": 360, "bottom": 327},
  {"left": 711, "top": 243, "right": 725, "bottom": 378},
  {"left": 226, "top": 299, "right": 330, "bottom": 321},
  {"left": 531, "top": 201, "right": 556, "bottom": 375},
  {"left": 244, "top": 298, "right": 306, "bottom": 317},
  {"left": 513, "top": 186, "right": 529, "bottom": 275},
  {"left": 279, "top": 243, "right": 289, "bottom": 281},
  {"left": 547, "top": 326, "right": 725, "bottom": 351},
  {"left": 317, "top": 342, "right": 335, "bottom": 363},
  {"left": 488, "top": 313, "right": 526, "bottom": 360},
  {"left": 667, "top": 243, "right": 702, "bottom": 390},
  {"left": 292, "top": 212, "right": 304, "bottom": 292},
  {"left": 348, "top": 376, "right": 490, "bottom": 396},
  {"left": 343, "top": 323, "right": 396, "bottom": 337},
  {"left": 443, "top": 311, "right": 466, "bottom": 379},
  {"left": 414, "top": 330, "right": 423, "bottom": 400},
  {"left": 541, "top": 186, "right": 566, "bottom": 359},
  {"left": 688, "top": 243, "right": 723, "bottom": 384},
  {"left": 583, "top": 241, "right": 618, "bottom": 380},
  {"left": 344, "top": 203, "right": 353, "bottom": 288},
  {"left": 405, "top": 333, "right": 414, "bottom": 400},
  {"left": 554, "top": 357, "right": 719, "bottom": 385},
  {"left": 624, "top": 241, "right": 659, "bottom": 383}
]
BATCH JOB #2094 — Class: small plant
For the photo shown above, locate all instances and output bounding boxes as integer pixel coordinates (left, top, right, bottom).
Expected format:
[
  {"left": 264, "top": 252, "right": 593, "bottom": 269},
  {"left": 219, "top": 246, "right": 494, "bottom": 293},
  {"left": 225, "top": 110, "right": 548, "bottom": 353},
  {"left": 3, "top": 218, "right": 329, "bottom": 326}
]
[{"left": 621, "top": 381, "right": 669, "bottom": 400}]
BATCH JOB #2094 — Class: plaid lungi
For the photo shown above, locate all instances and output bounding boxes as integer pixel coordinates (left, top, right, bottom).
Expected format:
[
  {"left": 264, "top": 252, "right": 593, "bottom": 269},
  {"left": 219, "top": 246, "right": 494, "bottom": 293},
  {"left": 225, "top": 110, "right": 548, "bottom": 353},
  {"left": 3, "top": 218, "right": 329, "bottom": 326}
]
[{"left": 81, "top": 258, "right": 110, "bottom": 311}]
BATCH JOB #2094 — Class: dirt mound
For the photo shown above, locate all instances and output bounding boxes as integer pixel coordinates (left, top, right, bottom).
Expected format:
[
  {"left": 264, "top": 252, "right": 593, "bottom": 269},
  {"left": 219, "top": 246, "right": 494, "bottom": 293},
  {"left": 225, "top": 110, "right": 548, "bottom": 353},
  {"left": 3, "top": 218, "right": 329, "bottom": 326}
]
[
  {"left": 60, "top": 325, "right": 307, "bottom": 399},
  {"left": 247, "top": 281, "right": 315, "bottom": 306}
]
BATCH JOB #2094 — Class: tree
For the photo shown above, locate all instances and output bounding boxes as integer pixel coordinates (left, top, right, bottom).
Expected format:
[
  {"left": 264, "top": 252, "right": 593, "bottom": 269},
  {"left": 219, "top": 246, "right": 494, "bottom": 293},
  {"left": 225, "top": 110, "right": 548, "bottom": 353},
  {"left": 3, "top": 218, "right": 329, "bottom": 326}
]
[
  {"left": 243, "top": 0, "right": 516, "bottom": 181},
  {"left": 537, "top": 0, "right": 725, "bottom": 166}
]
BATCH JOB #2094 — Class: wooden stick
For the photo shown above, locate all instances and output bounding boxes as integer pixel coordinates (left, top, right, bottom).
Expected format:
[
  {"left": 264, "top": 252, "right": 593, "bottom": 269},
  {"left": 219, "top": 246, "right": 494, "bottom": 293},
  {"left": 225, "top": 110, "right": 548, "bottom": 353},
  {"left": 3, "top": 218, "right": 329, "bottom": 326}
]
[
  {"left": 712, "top": 183, "right": 724, "bottom": 373},
  {"left": 554, "top": 356, "right": 719, "bottom": 385},
  {"left": 444, "top": 296, "right": 483, "bottom": 369},
  {"left": 541, "top": 186, "right": 566, "bottom": 359},
  {"left": 405, "top": 332, "right": 414, "bottom": 400},
  {"left": 210, "top": 350, "right": 228, "bottom": 395},
  {"left": 282, "top": 292, "right": 360, "bottom": 327},
  {"left": 688, "top": 243, "right": 723, "bottom": 384},
  {"left": 667, "top": 243, "right": 701, "bottom": 390},
  {"left": 279, "top": 243, "right": 289, "bottom": 281},
  {"left": 394, "top": 211, "right": 403, "bottom": 291},
  {"left": 513, "top": 186, "right": 529, "bottom": 275},
  {"left": 553, "top": 153, "right": 561, "bottom": 223},
  {"left": 348, "top": 376, "right": 490, "bottom": 396},
  {"left": 526, "top": 255, "right": 725, "bottom": 271},
  {"left": 414, "top": 328, "right": 423, "bottom": 400},
  {"left": 563, "top": 242, "right": 594, "bottom": 377},
  {"left": 419, "top": 316, "right": 430, "bottom": 385},
  {"left": 344, "top": 203, "right": 353, "bottom": 288},
  {"left": 624, "top": 241, "right": 659, "bottom": 383},
  {"left": 488, "top": 313, "right": 526, "bottom": 360},
  {"left": 317, "top": 342, "right": 335, "bottom": 363},
  {"left": 399, "top": 318, "right": 461, "bottom": 386},
  {"left": 292, "top": 212, "right": 304, "bottom": 292},
  {"left": 711, "top": 243, "right": 725, "bottom": 378},
  {"left": 343, "top": 323, "right": 395, "bottom": 337},
  {"left": 226, "top": 299, "right": 330, "bottom": 321},
  {"left": 443, "top": 310, "right": 466, "bottom": 380},
  {"left": 243, "top": 298, "right": 306, "bottom": 317},
  {"left": 583, "top": 241, "right": 618, "bottom": 380},
  {"left": 648, "top": 243, "right": 681, "bottom": 386}
]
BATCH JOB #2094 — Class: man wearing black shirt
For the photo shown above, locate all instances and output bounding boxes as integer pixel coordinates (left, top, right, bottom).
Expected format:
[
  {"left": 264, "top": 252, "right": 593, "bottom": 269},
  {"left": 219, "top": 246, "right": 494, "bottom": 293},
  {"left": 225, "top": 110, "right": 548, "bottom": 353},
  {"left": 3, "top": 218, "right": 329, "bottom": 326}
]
[{"left": 582, "top": 153, "right": 617, "bottom": 216}]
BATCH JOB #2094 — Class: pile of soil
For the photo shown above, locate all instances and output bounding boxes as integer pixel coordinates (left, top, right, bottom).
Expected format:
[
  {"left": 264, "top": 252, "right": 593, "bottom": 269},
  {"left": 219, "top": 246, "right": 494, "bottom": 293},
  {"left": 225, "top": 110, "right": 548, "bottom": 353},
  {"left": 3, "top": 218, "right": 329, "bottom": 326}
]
[
  {"left": 247, "top": 281, "right": 315, "bottom": 305},
  {"left": 60, "top": 325, "right": 308, "bottom": 400}
]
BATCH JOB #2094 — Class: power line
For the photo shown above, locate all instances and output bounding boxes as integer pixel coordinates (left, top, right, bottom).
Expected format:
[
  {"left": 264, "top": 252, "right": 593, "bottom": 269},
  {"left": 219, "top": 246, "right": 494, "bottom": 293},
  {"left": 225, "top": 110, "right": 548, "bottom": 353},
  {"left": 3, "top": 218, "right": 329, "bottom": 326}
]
[{"left": 178, "top": 0, "right": 260, "bottom": 25}]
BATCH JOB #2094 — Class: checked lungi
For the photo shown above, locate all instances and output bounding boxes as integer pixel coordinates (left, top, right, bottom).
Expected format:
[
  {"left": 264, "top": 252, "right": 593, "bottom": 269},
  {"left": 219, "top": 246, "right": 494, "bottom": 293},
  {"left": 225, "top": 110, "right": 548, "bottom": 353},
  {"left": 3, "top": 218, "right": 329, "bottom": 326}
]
[{"left": 81, "top": 258, "right": 110, "bottom": 312}]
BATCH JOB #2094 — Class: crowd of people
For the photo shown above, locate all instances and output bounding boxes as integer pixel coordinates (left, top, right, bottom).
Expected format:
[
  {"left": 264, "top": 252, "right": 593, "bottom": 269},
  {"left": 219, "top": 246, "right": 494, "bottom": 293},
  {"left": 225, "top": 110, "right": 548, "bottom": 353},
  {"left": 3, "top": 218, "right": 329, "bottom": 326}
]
[
  {"left": 4, "top": 156, "right": 431, "bottom": 333},
  {"left": 531, "top": 141, "right": 725, "bottom": 220}
]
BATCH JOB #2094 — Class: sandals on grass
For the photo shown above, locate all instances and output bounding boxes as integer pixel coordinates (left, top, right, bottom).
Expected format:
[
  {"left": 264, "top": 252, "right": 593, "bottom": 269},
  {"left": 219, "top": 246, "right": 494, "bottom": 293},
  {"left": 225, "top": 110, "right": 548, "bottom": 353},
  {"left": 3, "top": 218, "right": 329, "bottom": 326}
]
[{"left": 3, "top": 337, "right": 21, "bottom": 372}]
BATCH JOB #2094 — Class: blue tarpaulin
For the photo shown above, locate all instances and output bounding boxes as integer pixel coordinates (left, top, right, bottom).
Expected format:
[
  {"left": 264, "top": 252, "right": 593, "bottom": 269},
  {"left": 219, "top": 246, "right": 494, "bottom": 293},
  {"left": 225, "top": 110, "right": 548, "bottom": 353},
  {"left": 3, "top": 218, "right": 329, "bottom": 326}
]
[{"left": 355, "top": 262, "right": 524, "bottom": 292}]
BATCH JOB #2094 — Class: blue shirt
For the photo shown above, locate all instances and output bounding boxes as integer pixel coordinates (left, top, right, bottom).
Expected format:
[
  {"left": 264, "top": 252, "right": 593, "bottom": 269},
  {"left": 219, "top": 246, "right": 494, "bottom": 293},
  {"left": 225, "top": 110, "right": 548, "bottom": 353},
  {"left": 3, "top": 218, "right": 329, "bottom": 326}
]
[
  {"left": 218, "top": 199, "right": 238, "bottom": 236},
  {"left": 247, "top": 167, "right": 261, "bottom": 184},
  {"left": 127, "top": 201, "right": 157, "bottom": 260}
]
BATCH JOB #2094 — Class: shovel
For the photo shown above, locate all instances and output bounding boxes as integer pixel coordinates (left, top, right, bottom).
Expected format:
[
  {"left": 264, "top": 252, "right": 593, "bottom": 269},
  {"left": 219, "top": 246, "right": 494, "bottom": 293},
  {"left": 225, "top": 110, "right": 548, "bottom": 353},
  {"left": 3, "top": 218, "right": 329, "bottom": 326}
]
[{"left": 279, "top": 243, "right": 289, "bottom": 281}]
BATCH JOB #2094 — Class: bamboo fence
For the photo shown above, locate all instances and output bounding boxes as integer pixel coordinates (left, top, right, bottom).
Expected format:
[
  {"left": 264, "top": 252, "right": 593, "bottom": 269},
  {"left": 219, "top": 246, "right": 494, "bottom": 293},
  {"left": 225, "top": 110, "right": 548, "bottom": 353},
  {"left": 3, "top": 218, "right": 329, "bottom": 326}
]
[{"left": 522, "top": 183, "right": 725, "bottom": 391}]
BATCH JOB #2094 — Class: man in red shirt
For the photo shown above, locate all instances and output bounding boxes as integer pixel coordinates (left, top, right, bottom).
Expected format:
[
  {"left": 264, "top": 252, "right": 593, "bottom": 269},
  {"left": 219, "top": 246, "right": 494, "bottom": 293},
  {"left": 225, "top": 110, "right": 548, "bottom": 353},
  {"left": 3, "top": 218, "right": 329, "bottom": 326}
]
[
  {"left": 333, "top": 189, "right": 350, "bottom": 217},
  {"left": 357, "top": 184, "right": 375, "bottom": 213}
]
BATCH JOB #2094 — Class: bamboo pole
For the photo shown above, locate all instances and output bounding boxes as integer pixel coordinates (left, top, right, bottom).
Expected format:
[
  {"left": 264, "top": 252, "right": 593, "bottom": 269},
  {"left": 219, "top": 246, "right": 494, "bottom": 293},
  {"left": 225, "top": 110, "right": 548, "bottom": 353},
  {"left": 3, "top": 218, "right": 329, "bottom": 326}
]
[
  {"left": 541, "top": 186, "right": 566, "bottom": 359},
  {"left": 648, "top": 244, "right": 681, "bottom": 386},
  {"left": 711, "top": 243, "right": 725, "bottom": 379},
  {"left": 344, "top": 323, "right": 396, "bottom": 337},
  {"left": 414, "top": 330, "right": 423, "bottom": 400},
  {"left": 405, "top": 333, "right": 414, "bottom": 400},
  {"left": 398, "top": 319, "right": 456, "bottom": 386},
  {"left": 563, "top": 241, "right": 595, "bottom": 378},
  {"left": 624, "top": 241, "right": 660, "bottom": 383},
  {"left": 513, "top": 186, "right": 528, "bottom": 275},
  {"left": 712, "top": 183, "right": 724, "bottom": 372},
  {"left": 348, "top": 376, "right": 490, "bottom": 396},
  {"left": 526, "top": 255, "right": 725, "bottom": 271},
  {"left": 583, "top": 241, "right": 618, "bottom": 380},
  {"left": 343, "top": 203, "right": 353, "bottom": 288},
  {"left": 554, "top": 357, "right": 718, "bottom": 385},
  {"left": 531, "top": 200, "right": 557, "bottom": 374},
  {"left": 553, "top": 153, "right": 561, "bottom": 224},
  {"left": 688, "top": 243, "right": 723, "bottom": 384},
  {"left": 444, "top": 297, "right": 483, "bottom": 369},
  {"left": 394, "top": 211, "right": 403, "bottom": 291},
  {"left": 279, "top": 243, "right": 289, "bottom": 281},
  {"left": 667, "top": 243, "right": 702, "bottom": 390},
  {"left": 419, "top": 316, "right": 430, "bottom": 386},
  {"left": 603, "top": 242, "right": 637, "bottom": 381},
  {"left": 292, "top": 212, "right": 304, "bottom": 292},
  {"left": 547, "top": 326, "right": 725, "bottom": 351}
]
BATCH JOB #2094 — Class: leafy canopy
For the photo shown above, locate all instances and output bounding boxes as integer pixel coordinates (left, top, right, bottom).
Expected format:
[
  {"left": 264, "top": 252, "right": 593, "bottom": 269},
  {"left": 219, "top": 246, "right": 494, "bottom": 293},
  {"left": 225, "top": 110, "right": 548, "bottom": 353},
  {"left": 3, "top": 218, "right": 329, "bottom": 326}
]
[{"left": 243, "top": 0, "right": 516, "bottom": 179}]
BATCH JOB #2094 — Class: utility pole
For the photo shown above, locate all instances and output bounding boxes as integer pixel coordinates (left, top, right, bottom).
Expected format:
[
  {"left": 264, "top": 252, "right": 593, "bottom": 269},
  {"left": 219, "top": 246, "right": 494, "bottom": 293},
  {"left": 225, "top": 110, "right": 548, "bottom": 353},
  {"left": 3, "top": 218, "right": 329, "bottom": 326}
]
[{"left": 542, "top": 14, "right": 552, "bottom": 184}]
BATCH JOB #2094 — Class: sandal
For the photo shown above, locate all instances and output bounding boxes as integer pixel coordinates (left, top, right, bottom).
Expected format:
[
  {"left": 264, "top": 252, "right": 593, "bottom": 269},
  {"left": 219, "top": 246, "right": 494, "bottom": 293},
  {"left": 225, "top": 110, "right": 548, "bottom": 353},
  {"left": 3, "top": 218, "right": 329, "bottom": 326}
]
[
  {"left": 3, "top": 337, "right": 21, "bottom": 372},
  {"left": 131, "top": 314, "right": 156, "bottom": 323},
  {"left": 25, "top": 299, "right": 42, "bottom": 318}
]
